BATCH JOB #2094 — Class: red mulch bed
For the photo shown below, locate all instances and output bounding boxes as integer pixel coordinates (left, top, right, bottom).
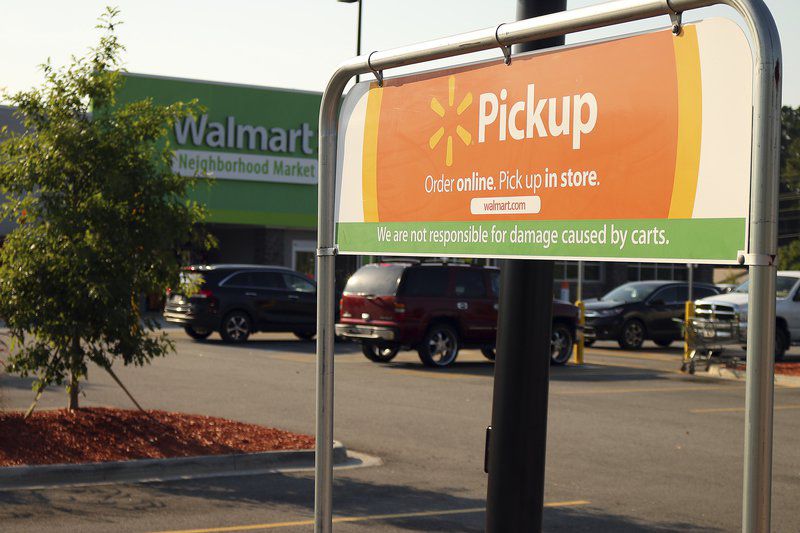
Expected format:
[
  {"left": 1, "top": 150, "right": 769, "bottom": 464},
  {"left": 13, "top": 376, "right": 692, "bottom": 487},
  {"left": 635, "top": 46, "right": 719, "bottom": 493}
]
[
  {"left": 0, "top": 407, "right": 315, "bottom": 467},
  {"left": 731, "top": 361, "right": 800, "bottom": 377}
]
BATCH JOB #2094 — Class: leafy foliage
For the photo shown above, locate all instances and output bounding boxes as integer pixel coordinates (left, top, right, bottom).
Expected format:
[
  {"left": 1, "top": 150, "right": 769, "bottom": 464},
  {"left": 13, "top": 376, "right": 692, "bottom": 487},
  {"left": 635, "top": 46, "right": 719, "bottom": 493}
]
[
  {"left": 777, "top": 239, "right": 800, "bottom": 271},
  {"left": 780, "top": 105, "right": 800, "bottom": 192},
  {"left": 0, "top": 8, "right": 209, "bottom": 408},
  {"left": 779, "top": 106, "right": 800, "bottom": 269}
]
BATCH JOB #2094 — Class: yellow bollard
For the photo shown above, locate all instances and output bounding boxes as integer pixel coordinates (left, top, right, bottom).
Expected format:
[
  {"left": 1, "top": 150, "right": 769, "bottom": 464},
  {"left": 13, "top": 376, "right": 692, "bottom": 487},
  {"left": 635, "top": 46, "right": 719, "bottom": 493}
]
[
  {"left": 683, "top": 300, "right": 694, "bottom": 367},
  {"left": 573, "top": 300, "right": 585, "bottom": 365}
]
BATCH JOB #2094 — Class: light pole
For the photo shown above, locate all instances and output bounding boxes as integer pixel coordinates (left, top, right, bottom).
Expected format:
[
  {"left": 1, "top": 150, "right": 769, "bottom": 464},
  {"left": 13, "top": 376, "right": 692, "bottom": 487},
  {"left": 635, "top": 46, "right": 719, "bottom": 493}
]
[{"left": 337, "top": 0, "right": 363, "bottom": 83}]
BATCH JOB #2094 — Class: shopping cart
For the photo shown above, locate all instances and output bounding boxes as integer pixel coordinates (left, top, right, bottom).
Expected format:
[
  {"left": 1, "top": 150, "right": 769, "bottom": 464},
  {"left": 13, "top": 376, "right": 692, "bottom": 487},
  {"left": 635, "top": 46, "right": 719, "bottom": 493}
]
[{"left": 679, "top": 316, "right": 743, "bottom": 374}]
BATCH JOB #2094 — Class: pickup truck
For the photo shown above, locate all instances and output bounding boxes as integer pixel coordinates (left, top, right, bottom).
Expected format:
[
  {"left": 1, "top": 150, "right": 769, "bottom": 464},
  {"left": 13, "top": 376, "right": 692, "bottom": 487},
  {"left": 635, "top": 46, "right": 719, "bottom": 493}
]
[{"left": 693, "top": 271, "right": 800, "bottom": 359}]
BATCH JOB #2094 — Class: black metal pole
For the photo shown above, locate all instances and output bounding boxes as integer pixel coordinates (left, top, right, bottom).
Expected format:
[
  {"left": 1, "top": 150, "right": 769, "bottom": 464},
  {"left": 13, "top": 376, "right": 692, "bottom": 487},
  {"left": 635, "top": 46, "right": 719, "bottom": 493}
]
[{"left": 485, "top": 1, "right": 566, "bottom": 532}]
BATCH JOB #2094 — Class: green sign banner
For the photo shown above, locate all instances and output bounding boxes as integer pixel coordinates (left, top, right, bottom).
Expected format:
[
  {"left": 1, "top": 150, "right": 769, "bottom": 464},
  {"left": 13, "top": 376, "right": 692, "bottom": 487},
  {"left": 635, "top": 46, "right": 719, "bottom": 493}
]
[{"left": 117, "top": 73, "right": 320, "bottom": 228}]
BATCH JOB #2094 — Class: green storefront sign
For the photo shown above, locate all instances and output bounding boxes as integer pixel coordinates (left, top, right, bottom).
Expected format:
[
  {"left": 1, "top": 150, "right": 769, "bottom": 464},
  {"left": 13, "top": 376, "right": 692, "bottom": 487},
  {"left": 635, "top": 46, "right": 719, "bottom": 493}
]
[{"left": 117, "top": 73, "right": 320, "bottom": 228}]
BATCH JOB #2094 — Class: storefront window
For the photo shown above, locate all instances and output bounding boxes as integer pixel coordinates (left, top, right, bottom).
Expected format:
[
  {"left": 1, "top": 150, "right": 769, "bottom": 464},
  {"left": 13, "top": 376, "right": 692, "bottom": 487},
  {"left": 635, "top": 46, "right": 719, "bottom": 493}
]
[
  {"left": 627, "top": 263, "right": 688, "bottom": 281},
  {"left": 554, "top": 261, "right": 603, "bottom": 282}
]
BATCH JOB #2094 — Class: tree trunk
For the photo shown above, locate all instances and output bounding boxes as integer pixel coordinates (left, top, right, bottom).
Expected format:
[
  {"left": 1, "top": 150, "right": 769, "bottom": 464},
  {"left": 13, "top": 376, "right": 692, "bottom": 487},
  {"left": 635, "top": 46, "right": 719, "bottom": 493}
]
[
  {"left": 67, "top": 337, "right": 81, "bottom": 410},
  {"left": 68, "top": 373, "right": 79, "bottom": 410}
]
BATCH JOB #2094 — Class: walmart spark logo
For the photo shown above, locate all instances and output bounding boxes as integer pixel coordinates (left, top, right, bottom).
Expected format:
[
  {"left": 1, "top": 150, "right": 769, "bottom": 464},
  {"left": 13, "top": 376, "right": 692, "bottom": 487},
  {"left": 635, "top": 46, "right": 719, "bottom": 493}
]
[{"left": 429, "top": 76, "right": 473, "bottom": 167}]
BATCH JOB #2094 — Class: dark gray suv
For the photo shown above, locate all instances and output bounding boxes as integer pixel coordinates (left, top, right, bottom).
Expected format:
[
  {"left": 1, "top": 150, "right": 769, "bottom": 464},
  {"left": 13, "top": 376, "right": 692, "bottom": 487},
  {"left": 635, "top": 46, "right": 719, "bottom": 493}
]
[{"left": 164, "top": 264, "right": 317, "bottom": 343}]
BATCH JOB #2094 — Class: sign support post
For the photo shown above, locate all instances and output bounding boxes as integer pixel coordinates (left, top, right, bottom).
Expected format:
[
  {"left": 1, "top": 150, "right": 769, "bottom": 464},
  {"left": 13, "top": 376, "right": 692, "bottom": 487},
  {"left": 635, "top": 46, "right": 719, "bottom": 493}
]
[
  {"left": 485, "top": 2, "right": 565, "bottom": 531},
  {"left": 315, "top": 2, "right": 781, "bottom": 532}
]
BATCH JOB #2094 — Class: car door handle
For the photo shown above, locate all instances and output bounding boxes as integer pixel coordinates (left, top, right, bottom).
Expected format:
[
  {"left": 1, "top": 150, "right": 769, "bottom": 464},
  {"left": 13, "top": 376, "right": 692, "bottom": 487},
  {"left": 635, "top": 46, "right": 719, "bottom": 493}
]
[
  {"left": 245, "top": 292, "right": 258, "bottom": 297},
  {"left": 457, "top": 302, "right": 468, "bottom": 310},
  {"left": 288, "top": 294, "right": 300, "bottom": 300}
]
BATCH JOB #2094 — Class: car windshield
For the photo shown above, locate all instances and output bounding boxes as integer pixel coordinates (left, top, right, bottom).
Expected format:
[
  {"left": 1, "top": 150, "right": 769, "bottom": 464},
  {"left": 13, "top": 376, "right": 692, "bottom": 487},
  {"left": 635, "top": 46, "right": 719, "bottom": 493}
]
[
  {"left": 734, "top": 276, "right": 799, "bottom": 298},
  {"left": 343, "top": 264, "right": 406, "bottom": 296},
  {"left": 601, "top": 283, "right": 662, "bottom": 303}
]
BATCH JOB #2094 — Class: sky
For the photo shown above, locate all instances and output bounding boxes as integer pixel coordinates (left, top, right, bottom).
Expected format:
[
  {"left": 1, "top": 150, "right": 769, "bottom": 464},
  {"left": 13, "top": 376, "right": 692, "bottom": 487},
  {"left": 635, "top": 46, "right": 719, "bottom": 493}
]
[{"left": 0, "top": 0, "right": 798, "bottom": 106}]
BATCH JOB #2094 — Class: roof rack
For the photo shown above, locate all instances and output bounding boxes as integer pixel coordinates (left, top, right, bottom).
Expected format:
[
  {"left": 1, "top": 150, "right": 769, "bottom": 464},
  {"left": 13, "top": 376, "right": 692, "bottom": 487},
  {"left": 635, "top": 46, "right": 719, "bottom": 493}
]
[{"left": 375, "top": 258, "right": 421, "bottom": 264}]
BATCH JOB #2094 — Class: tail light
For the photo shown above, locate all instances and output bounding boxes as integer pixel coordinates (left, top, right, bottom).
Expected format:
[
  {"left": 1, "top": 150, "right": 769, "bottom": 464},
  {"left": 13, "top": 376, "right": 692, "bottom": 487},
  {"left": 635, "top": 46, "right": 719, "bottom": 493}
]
[
  {"left": 193, "top": 289, "right": 214, "bottom": 299},
  {"left": 394, "top": 303, "right": 406, "bottom": 314},
  {"left": 340, "top": 298, "right": 352, "bottom": 318}
]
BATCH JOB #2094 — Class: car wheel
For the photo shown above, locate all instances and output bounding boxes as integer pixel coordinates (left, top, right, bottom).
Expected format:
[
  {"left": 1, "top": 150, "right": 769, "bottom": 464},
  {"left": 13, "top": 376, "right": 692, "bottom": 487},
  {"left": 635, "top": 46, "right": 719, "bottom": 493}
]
[
  {"left": 184, "top": 326, "right": 212, "bottom": 340},
  {"left": 220, "top": 311, "right": 252, "bottom": 343},
  {"left": 294, "top": 331, "right": 315, "bottom": 341},
  {"left": 654, "top": 338, "right": 673, "bottom": 348},
  {"left": 418, "top": 324, "right": 459, "bottom": 367},
  {"left": 550, "top": 323, "right": 574, "bottom": 365},
  {"left": 361, "top": 342, "right": 399, "bottom": 362},
  {"left": 776, "top": 326, "right": 789, "bottom": 361},
  {"left": 618, "top": 319, "right": 645, "bottom": 350},
  {"left": 481, "top": 347, "right": 496, "bottom": 360}
]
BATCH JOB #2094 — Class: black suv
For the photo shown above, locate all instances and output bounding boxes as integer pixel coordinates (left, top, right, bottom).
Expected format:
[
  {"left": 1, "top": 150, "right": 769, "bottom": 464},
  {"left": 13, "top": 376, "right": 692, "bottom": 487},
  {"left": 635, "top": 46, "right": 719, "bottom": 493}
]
[
  {"left": 164, "top": 264, "right": 317, "bottom": 343},
  {"left": 584, "top": 281, "right": 720, "bottom": 349}
]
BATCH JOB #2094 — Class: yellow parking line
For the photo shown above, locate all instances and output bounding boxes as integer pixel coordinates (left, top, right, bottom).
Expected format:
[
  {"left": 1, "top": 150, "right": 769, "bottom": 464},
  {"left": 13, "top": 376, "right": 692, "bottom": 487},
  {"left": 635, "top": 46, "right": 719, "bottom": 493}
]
[
  {"left": 690, "top": 404, "right": 800, "bottom": 414},
  {"left": 391, "top": 368, "right": 486, "bottom": 381},
  {"left": 149, "top": 500, "right": 590, "bottom": 533},
  {"left": 587, "top": 348, "right": 680, "bottom": 363},
  {"left": 269, "top": 354, "right": 364, "bottom": 364},
  {"left": 555, "top": 384, "right": 727, "bottom": 396}
]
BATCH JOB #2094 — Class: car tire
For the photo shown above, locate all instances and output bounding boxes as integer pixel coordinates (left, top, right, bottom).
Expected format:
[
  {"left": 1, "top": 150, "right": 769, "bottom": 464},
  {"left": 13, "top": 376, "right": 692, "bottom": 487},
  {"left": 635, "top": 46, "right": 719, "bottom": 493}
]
[
  {"left": 220, "top": 311, "right": 252, "bottom": 343},
  {"left": 418, "top": 324, "right": 460, "bottom": 368},
  {"left": 654, "top": 338, "right": 673, "bottom": 348},
  {"left": 481, "top": 347, "right": 496, "bottom": 360},
  {"left": 362, "top": 342, "right": 399, "bottom": 363},
  {"left": 618, "top": 319, "right": 646, "bottom": 350},
  {"left": 294, "top": 331, "right": 315, "bottom": 341},
  {"left": 550, "top": 323, "right": 574, "bottom": 365},
  {"left": 184, "top": 326, "right": 212, "bottom": 340},
  {"left": 776, "top": 326, "right": 789, "bottom": 361}
]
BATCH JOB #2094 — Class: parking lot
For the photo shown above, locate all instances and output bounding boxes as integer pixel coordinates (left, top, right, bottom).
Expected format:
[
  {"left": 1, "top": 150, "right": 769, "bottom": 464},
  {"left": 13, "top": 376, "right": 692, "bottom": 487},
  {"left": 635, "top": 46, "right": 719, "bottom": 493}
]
[{"left": 1, "top": 330, "right": 799, "bottom": 532}]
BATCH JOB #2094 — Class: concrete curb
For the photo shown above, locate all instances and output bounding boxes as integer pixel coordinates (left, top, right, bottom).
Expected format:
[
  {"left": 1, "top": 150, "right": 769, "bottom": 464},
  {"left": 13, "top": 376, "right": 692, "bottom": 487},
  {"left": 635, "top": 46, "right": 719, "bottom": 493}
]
[
  {"left": 700, "top": 364, "right": 800, "bottom": 388},
  {"left": 0, "top": 441, "right": 348, "bottom": 491}
]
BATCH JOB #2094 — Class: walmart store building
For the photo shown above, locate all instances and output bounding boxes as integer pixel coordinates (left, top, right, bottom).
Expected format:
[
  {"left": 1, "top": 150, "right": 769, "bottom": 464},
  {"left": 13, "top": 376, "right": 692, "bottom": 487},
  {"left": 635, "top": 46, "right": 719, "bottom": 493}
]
[{"left": 117, "top": 73, "right": 328, "bottom": 277}]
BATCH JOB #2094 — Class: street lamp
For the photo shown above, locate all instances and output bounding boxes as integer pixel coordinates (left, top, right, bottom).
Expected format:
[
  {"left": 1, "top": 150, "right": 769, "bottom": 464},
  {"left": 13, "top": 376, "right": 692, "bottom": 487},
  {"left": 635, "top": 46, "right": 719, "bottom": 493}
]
[{"left": 337, "top": 0, "right": 363, "bottom": 83}]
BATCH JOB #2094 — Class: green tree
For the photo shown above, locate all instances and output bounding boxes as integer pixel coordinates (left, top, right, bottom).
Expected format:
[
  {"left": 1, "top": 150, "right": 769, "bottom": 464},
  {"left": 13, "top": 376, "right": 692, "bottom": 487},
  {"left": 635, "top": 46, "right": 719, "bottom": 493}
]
[
  {"left": 778, "top": 105, "right": 800, "bottom": 268},
  {"left": 0, "top": 8, "right": 209, "bottom": 410},
  {"left": 780, "top": 105, "right": 800, "bottom": 191}
]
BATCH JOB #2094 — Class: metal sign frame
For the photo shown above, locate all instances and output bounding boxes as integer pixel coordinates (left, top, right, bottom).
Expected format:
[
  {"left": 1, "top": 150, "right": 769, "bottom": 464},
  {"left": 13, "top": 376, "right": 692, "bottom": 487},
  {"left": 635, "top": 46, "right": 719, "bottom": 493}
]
[{"left": 315, "top": 1, "right": 781, "bottom": 532}]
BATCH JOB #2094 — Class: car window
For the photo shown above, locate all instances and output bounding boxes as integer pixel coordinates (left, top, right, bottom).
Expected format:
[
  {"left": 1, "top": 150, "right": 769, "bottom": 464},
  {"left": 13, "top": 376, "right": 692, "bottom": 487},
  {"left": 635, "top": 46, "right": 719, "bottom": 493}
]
[
  {"left": 490, "top": 270, "right": 500, "bottom": 297},
  {"left": 651, "top": 286, "right": 681, "bottom": 304},
  {"left": 694, "top": 286, "right": 717, "bottom": 299},
  {"left": 735, "top": 276, "right": 799, "bottom": 298},
  {"left": 401, "top": 268, "right": 449, "bottom": 297},
  {"left": 344, "top": 264, "right": 405, "bottom": 296},
  {"left": 223, "top": 272, "right": 255, "bottom": 287},
  {"left": 251, "top": 271, "right": 286, "bottom": 290},
  {"left": 453, "top": 270, "right": 487, "bottom": 298},
  {"left": 283, "top": 274, "right": 315, "bottom": 293}
]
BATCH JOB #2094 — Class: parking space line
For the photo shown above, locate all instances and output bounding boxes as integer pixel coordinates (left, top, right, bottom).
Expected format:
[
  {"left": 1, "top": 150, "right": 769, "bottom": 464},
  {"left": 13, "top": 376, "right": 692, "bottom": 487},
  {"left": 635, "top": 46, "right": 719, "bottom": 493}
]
[
  {"left": 269, "top": 354, "right": 364, "bottom": 364},
  {"left": 555, "top": 384, "right": 728, "bottom": 396},
  {"left": 149, "top": 500, "right": 590, "bottom": 533},
  {"left": 391, "top": 368, "right": 487, "bottom": 381},
  {"left": 690, "top": 404, "right": 800, "bottom": 414},
  {"left": 586, "top": 349, "right": 681, "bottom": 363}
]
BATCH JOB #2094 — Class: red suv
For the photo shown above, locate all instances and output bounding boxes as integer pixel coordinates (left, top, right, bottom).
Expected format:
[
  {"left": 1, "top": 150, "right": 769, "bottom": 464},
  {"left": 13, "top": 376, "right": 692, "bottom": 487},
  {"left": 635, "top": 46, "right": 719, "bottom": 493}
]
[{"left": 335, "top": 261, "right": 578, "bottom": 367}]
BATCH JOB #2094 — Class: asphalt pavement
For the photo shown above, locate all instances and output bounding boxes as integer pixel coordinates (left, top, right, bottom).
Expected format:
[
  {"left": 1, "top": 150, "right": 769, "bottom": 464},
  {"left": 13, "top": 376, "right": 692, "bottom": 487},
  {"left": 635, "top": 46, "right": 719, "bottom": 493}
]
[{"left": 1, "top": 331, "right": 799, "bottom": 532}]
